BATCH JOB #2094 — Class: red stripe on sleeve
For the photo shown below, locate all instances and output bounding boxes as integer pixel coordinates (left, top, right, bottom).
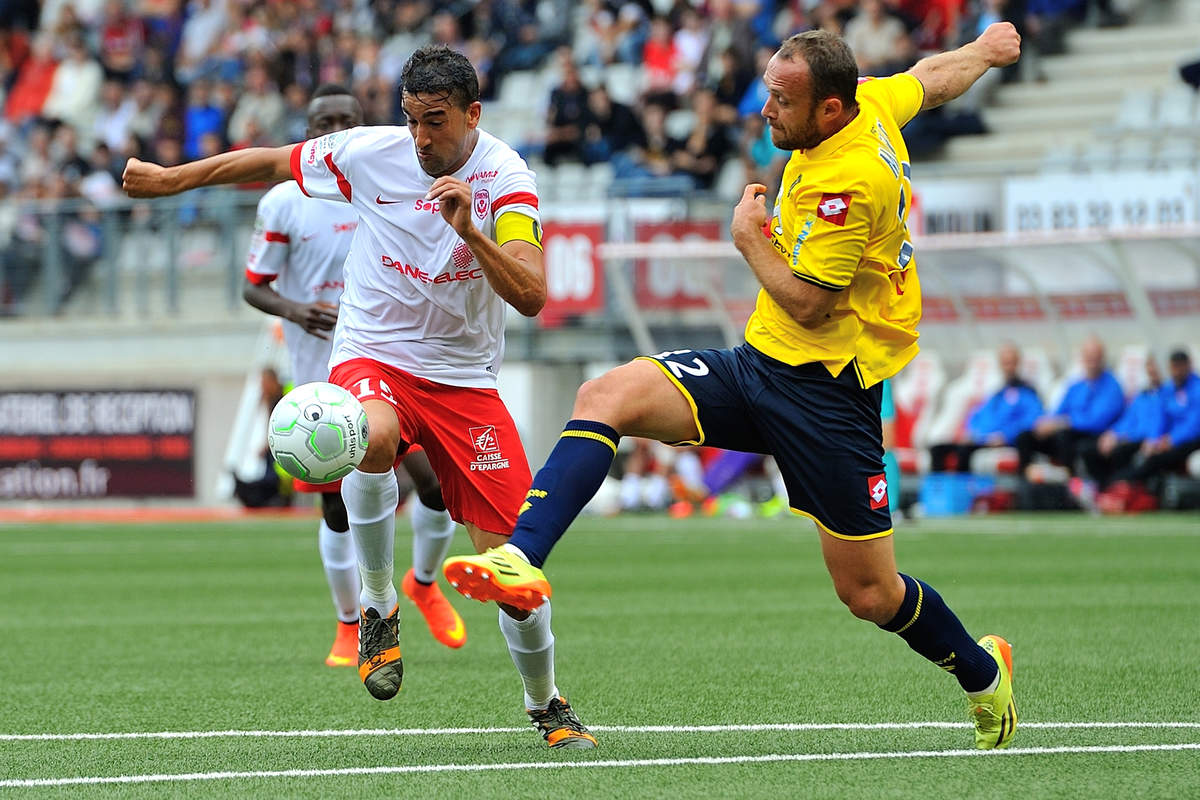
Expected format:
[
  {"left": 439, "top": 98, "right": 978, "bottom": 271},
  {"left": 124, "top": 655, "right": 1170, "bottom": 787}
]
[
  {"left": 290, "top": 143, "right": 309, "bottom": 196},
  {"left": 323, "top": 152, "right": 352, "bottom": 202},
  {"left": 264, "top": 231, "right": 290, "bottom": 243},
  {"left": 245, "top": 269, "right": 276, "bottom": 286},
  {"left": 491, "top": 191, "right": 538, "bottom": 212}
]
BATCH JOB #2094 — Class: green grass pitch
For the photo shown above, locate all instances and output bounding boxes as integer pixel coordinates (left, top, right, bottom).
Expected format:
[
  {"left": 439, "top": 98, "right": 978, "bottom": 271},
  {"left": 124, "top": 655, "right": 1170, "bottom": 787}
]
[{"left": 1, "top": 512, "right": 1198, "bottom": 798}]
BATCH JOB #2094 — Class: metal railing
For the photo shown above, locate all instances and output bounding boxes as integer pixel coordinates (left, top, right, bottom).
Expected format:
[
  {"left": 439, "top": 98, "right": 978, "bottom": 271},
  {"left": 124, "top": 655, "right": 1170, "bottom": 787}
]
[{"left": 1, "top": 190, "right": 260, "bottom": 319}]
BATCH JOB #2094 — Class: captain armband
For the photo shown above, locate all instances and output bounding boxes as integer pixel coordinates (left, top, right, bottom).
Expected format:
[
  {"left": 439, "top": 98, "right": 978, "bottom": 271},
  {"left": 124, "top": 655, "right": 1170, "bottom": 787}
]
[{"left": 496, "top": 212, "right": 543, "bottom": 250}]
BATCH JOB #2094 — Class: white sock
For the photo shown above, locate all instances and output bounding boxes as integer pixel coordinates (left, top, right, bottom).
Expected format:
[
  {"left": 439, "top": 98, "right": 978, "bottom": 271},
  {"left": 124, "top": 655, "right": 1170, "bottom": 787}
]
[
  {"left": 499, "top": 601, "right": 559, "bottom": 710},
  {"left": 342, "top": 469, "right": 399, "bottom": 615},
  {"left": 318, "top": 520, "right": 360, "bottom": 623},
  {"left": 501, "top": 542, "right": 530, "bottom": 564},
  {"left": 409, "top": 498, "right": 455, "bottom": 584},
  {"left": 966, "top": 670, "right": 1001, "bottom": 700}
]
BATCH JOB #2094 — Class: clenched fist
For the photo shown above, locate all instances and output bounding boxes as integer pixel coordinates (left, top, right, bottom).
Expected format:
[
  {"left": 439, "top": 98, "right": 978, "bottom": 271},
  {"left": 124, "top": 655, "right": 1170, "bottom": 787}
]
[
  {"left": 976, "top": 22, "right": 1021, "bottom": 69},
  {"left": 122, "top": 158, "right": 177, "bottom": 198}
]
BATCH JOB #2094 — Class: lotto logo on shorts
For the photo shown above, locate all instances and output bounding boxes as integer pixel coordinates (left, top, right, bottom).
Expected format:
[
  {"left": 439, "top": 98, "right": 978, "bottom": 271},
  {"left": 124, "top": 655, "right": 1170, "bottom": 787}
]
[
  {"left": 868, "top": 474, "right": 889, "bottom": 510},
  {"left": 817, "top": 193, "right": 852, "bottom": 226},
  {"left": 468, "top": 425, "right": 510, "bottom": 471}
]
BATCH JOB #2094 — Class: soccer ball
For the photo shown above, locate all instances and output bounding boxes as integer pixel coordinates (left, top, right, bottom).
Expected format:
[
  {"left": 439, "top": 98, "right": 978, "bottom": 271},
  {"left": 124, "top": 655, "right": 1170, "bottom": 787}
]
[{"left": 267, "top": 382, "right": 368, "bottom": 483}]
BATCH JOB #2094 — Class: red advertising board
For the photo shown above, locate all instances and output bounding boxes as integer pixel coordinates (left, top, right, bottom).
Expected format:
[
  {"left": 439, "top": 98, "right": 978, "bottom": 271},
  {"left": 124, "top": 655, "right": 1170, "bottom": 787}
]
[
  {"left": 540, "top": 221, "right": 606, "bottom": 327},
  {"left": 0, "top": 390, "right": 195, "bottom": 499},
  {"left": 634, "top": 220, "right": 722, "bottom": 309}
]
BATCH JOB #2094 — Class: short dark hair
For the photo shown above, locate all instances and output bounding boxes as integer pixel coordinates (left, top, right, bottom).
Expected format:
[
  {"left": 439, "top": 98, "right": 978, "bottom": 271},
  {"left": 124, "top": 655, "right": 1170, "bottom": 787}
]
[
  {"left": 1169, "top": 349, "right": 1191, "bottom": 364},
  {"left": 777, "top": 30, "right": 858, "bottom": 110},
  {"left": 312, "top": 83, "right": 353, "bottom": 99},
  {"left": 400, "top": 45, "right": 479, "bottom": 108}
]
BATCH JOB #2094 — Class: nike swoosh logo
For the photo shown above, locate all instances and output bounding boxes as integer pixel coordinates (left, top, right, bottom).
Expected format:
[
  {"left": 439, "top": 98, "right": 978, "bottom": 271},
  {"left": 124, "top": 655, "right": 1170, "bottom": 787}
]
[
  {"left": 376, "top": 194, "right": 403, "bottom": 205},
  {"left": 445, "top": 616, "right": 465, "bottom": 642}
]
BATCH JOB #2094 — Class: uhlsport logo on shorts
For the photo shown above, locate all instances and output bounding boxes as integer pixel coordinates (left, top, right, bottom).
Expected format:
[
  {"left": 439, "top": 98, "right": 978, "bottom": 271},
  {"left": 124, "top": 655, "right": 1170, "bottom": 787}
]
[
  {"left": 468, "top": 425, "right": 509, "bottom": 471},
  {"left": 868, "top": 473, "right": 889, "bottom": 510}
]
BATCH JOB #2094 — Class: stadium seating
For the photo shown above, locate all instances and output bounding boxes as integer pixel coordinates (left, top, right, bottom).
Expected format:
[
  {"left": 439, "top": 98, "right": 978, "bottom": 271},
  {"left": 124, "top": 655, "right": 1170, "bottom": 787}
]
[{"left": 932, "top": 10, "right": 1200, "bottom": 177}]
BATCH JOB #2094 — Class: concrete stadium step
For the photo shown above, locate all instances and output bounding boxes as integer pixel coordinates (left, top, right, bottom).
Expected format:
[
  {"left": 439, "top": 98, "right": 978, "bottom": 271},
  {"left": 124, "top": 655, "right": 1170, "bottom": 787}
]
[
  {"left": 981, "top": 103, "right": 1120, "bottom": 135},
  {"left": 1040, "top": 49, "right": 1183, "bottom": 81},
  {"left": 991, "top": 76, "right": 1176, "bottom": 109},
  {"left": 939, "top": 130, "right": 1082, "bottom": 163},
  {"left": 1064, "top": 23, "right": 1200, "bottom": 55}
]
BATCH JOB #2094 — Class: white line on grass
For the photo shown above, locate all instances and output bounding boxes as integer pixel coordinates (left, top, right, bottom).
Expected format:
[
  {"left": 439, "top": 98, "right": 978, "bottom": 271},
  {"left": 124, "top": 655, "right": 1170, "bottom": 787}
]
[
  {"left": 2, "top": 743, "right": 1197, "bottom": 788},
  {"left": 3, "top": 721, "right": 1199, "bottom": 742}
]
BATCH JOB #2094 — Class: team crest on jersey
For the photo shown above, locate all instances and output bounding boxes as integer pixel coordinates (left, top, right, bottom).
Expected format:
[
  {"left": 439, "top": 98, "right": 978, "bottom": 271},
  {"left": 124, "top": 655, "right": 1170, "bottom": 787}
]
[
  {"left": 468, "top": 425, "right": 510, "bottom": 471},
  {"left": 868, "top": 474, "right": 889, "bottom": 510},
  {"left": 474, "top": 188, "right": 490, "bottom": 219},
  {"left": 817, "top": 193, "right": 852, "bottom": 226}
]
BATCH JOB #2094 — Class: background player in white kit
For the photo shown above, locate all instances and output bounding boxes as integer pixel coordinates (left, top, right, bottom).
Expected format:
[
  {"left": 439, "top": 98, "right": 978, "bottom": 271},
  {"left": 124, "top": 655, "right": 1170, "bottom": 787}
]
[
  {"left": 123, "top": 46, "right": 596, "bottom": 749},
  {"left": 241, "top": 83, "right": 467, "bottom": 668}
]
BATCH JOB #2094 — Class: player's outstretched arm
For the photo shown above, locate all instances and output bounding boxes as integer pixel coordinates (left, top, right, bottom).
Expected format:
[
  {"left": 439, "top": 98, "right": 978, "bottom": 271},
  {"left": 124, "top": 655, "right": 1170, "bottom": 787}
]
[
  {"left": 122, "top": 146, "right": 295, "bottom": 198},
  {"left": 908, "top": 22, "right": 1021, "bottom": 111}
]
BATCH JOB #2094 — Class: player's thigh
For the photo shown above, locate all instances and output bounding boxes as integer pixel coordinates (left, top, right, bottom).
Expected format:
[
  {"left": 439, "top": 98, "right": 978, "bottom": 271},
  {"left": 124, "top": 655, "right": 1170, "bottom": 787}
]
[
  {"left": 591, "top": 347, "right": 769, "bottom": 452},
  {"left": 573, "top": 358, "right": 700, "bottom": 443}
]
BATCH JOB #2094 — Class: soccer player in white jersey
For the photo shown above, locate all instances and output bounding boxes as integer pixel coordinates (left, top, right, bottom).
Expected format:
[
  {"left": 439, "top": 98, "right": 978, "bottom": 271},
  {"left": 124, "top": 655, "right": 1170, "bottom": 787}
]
[
  {"left": 242, "top": 83, "right": 467, "bottom": 667},
  {"left": 123, "top": 47, "right": 596, "bottom": 749}
]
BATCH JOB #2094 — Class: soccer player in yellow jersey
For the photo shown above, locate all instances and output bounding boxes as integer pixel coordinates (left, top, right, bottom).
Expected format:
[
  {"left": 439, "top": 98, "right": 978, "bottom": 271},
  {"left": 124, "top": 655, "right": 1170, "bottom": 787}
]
[{"left": 445, "top": 24, "right": 1023, "bottom": 749}]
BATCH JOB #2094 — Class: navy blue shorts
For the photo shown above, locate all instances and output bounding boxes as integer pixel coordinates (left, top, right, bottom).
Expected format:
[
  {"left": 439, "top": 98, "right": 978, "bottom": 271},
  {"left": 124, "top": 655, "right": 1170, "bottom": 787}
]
[{"left": 639, "top": 344, "right": 892, "bottom": 539}]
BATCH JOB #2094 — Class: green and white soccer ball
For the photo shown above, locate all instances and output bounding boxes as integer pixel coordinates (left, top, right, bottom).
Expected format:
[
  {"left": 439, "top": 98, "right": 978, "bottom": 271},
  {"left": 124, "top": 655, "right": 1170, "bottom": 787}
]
[{"left": 268, "top": 382, "right": 368, "bottom": 483}]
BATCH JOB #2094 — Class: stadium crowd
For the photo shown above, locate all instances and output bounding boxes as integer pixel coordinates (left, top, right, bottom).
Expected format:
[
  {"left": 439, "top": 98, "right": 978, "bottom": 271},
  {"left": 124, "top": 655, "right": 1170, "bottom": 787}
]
[
  {"left": 3, "top": 1, "right": 1129, "bottom": 209},
  {"left": 0, "top": 1, "right": 1130, "bottom": 310}
]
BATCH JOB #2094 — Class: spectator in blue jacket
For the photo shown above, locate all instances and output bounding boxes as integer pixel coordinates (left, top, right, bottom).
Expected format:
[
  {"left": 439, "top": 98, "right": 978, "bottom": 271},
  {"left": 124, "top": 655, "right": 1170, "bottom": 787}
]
[
  {"left": 930, "top": 343, "right": 1042, "bottom": 473},
  {"left": 1110, "top": 349, "right": 1200, "bottom": 488},
  {"left": 1079, "top": 354, "right": 1166, "bottom": 489},
  {"left": 1016, "top": 336, "right": 1125, "bottom": 477}
]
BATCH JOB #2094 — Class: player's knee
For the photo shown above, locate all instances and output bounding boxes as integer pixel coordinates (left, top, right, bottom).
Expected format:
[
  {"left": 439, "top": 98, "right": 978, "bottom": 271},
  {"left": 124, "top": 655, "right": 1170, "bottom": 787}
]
[
  {"left": 322, "top": 492, "right": 349, "bottom": 532},
  {"left": 360, "top": 428, "right": 401, "bottom": 472},
  {"left": 837, "top": 583, "right": 897, "bottom": 624},
  {"left": 573, "top": 376, "right": 617, "bottom": 418},
  {"left": 573, "top": 371, "right": 639, "bottom": 426}
]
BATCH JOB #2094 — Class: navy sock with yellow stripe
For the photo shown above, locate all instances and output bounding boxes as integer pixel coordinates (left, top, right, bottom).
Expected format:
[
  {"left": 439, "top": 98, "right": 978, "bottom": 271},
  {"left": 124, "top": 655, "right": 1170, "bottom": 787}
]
[
  {"left": 881, "top": 573, "right": 998, "bottom": 693},
  {"left": 507, "top": 420, "right": 620, "bottom": 568}
]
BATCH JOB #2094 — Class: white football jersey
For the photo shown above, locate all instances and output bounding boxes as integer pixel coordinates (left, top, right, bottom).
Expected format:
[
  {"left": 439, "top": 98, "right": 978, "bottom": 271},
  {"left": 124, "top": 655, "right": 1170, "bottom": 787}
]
[
  {"left": 245, "top": 182, "right": 359, "bottom": 386},
  {"left": 290, "top": 126, "right": 540, "bottom": 388}
]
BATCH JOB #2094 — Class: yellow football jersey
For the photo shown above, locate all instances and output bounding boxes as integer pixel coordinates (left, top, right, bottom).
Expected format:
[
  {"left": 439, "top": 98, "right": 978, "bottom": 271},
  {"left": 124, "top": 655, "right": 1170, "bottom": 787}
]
[{"left": 744, "top": 73, "right": 925, "bottom": 388}]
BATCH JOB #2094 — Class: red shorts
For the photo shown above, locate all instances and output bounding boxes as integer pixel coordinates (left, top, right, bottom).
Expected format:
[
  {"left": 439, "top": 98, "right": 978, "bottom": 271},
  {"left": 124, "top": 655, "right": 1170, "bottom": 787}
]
[
  {"left": 292, "top": 444, "right": 423, "bottom": 494},
  {"left": 329, "top": 358, "right": 531, "bottom": 534}
]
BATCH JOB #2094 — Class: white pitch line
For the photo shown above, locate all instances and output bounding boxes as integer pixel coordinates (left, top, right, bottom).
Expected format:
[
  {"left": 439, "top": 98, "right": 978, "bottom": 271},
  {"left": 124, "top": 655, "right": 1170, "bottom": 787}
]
[
  {"left": 2, "top": 743, "right": 1198, "bottom": 788},
  {"left": 3, "top": 721, "right": 1199, "bottom": 742}
]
